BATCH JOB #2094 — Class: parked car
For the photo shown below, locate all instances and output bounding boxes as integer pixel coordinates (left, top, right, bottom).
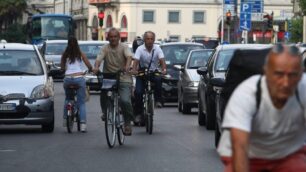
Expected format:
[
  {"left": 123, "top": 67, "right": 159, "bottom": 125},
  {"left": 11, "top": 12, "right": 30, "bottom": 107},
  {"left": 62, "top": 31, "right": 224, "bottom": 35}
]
[
  {"left": 197, "top": 44, "right": 271, "bottom": 131},
  {"left": 160, "top": 42, "right": 205, "bottom": 104},
  {"left": 212, "top": 47, "right": 271, "bottom": 147},
  {"left": 79, "top": 40, "right": 108, "bottom": 91},
  {"left": 0, "top": 42, "right": 55, "bottom": 132},
  {"left": 176, "top": 49, "right": 213, "bottom": 114},
  {"left": 40, "top": 40, "right": 68, "bottom": 79}
]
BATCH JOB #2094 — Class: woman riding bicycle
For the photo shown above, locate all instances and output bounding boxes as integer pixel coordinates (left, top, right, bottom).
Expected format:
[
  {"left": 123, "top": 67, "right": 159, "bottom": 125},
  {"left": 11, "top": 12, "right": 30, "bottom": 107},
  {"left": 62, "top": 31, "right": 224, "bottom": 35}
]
[{"left": 60, "top": 36, "right": 93, "bottom": 132}]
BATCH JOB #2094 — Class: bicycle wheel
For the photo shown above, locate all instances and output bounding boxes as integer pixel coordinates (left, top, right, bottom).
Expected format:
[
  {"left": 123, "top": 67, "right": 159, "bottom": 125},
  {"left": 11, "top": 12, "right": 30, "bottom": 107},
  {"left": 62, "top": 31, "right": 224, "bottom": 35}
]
[
  {"left": 146, "top": 94, "right": 154, "bottom": 134},
  {"left": 66, "top": 109, "right": 74, "bottom": 133},
  {"left": 105, "top": 100, "right": 116, "bottom": 148},
  {"left": 117, "top": 113, "right": 125, "bottom": 145}
]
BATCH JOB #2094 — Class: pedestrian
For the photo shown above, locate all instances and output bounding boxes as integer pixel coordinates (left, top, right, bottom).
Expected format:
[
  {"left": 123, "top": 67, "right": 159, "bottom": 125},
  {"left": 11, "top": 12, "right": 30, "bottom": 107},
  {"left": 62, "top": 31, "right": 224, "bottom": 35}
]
[
  {"left": 60, "top": 36, "right": 93, "bottom": 132},
  {"left": 132, "top": 31, "right": 167, "bottom": 125},
  {"left": 93, "top": 28, "right": 134, "bottom": 136},
  {"left": 217, "top": 44, "right": 306, "bottom": 172},
  {"left": 132, "top": 36, "right": 143, "bottom": 53}
]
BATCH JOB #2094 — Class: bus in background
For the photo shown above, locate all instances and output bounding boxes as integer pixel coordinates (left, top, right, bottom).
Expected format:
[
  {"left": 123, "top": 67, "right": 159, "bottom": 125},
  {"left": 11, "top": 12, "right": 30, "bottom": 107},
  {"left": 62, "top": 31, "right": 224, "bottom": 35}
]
[{"left": 27, "top": 14, "right": 75, "bottom": 45}]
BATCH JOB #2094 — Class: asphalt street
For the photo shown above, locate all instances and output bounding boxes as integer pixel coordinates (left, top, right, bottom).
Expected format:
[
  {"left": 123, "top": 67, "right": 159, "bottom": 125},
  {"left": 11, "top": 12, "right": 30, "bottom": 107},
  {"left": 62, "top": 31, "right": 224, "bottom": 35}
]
[{"left": 0, "top": 82, "right": 223, "bottom": 172}]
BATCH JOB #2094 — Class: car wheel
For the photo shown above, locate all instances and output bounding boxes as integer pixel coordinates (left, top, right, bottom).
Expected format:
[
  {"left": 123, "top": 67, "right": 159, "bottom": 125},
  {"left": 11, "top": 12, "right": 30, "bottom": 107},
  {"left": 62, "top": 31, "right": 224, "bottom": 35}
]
[
  {"left": 215, "top": 120, "right": 221, "bottom": 148},
  {"left": 42, "top": 119, "right": 54, "bottom": 133},
  {"left": 198, "top": 99, "right": 205, "bottom": 126},
  {"left": 178, "top": 96, "right": 182, "bottom": 112},
  {"left": 182, "top": 101, "right": 191, "bottom": 114},
  {"left": 205, "top": 95, "right": 215, "bottom": 130}
]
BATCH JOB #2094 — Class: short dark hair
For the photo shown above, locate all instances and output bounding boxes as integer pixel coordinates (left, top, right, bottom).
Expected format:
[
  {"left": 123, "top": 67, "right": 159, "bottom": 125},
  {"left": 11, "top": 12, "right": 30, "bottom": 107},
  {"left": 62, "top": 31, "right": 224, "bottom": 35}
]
[
  {"left": 143, "top": 31, "right": 155, "bottom": 40},
  {"left": 107, "top": 28, "right": 120, "bottom": 38}
]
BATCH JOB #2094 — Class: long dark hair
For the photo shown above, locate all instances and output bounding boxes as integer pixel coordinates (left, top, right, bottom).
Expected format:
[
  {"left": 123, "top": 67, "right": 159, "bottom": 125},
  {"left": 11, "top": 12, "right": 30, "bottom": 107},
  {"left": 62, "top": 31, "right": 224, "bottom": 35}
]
[{"left": 62, "top": 36, "right": 82, "bottom": 64}]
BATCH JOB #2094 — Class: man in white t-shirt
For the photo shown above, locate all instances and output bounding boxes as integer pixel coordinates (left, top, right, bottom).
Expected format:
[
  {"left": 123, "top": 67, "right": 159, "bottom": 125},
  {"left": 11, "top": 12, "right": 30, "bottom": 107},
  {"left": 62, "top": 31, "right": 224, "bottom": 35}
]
[
  {"left": 132, "top": 31, "right": 167, "bottom": 124},
  {"left": 217, "top": 44, "right": 306, "bottom": 172}
]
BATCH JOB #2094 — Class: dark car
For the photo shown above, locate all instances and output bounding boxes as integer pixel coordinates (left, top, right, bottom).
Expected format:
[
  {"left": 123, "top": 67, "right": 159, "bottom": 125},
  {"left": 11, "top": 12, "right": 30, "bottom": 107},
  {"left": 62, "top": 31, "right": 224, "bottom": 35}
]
[
  {"left": 160, "top": 42, "right": 204, "bottom": 105},
  {"left": 212, "top": 46, "right": 271, "bottom": 147},
  {"left": 197, "top": 44, "right": 271, "bottom": 131},
  {"left": 177, "top": 49, "right": 213, "bottom": 114}
]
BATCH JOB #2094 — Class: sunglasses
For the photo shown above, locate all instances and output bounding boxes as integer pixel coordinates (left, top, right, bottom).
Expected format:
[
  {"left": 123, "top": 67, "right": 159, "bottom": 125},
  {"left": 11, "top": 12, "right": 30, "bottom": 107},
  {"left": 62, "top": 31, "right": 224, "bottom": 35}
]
[{"left": 272, "top": 43, "right": 301, "bottom": 56}]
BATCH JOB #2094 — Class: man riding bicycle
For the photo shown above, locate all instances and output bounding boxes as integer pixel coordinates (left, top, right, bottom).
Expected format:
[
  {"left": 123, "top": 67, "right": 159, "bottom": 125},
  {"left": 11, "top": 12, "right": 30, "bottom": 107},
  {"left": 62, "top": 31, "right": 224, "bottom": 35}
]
[
  {"left": 93, "top": 28, "right": 134, "bottom": 136},
  {"left": 132, "top": 31, "right": 167, "bottom": 125},
  {"left": 217, "top": 44, "right": 306, "bottom": 172}
]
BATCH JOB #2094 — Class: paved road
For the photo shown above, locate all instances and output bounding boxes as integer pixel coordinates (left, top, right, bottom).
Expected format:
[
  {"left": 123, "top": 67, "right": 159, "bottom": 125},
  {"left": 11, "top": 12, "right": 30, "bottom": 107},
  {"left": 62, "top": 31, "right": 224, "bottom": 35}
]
[{"left": 0, "top": 82, "right": 223, "bottom": 172}]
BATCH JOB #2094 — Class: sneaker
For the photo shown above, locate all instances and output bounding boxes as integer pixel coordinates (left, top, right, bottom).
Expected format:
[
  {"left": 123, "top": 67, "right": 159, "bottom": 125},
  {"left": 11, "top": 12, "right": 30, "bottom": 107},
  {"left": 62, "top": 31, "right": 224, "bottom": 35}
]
[
  {"left": 80, "top": 123, "right": 87, "bottom": 133},
  {"left": 123, "top": 123, "right": 132, "bottom": 136},
  {"left": 100, "top": 113, "right": 106, "bottom": 121},
  {"left": 155, "top": 102, "right": 162, "bottom": 108}
]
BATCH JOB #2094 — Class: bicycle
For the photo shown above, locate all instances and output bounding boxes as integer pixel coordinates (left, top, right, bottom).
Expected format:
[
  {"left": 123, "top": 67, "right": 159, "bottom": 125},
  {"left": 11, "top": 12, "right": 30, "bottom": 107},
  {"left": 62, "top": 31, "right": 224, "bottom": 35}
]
[
  {"left": 64, "top": 84, "right": 81, "bottom": 133},
  {"left": 96, "top": 71, "right": 125, "bottom": 148},
  {"left": 137, "top": 68, "right": 161, "bottom": 135}
]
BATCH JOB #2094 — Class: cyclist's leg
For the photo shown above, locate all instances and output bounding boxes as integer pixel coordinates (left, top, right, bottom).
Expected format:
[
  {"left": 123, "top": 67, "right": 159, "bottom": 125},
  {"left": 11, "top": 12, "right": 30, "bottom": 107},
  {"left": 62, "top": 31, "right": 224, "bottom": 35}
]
[
  {"left": 134, "top": 76, "right": 145, "bottom": 116},
  {"left": 119, "top": 82, "right": 134, "bottom": 123},
  {"left": 75, "top": 77, "right": 87, "bottom": 123},
  {"left": 100, "top": 91, "right": 108, "bottom": 115},
  {"left": 63, "top": 77, "right": 73, "bottom": 120},
  {"left": 152, "top": 75, "right": 162, "bottom": 103}
]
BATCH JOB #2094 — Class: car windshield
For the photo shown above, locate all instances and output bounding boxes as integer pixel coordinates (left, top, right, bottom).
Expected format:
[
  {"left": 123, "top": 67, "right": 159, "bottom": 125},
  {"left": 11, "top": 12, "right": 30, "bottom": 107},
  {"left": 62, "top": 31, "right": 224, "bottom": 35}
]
[
  {"left": 79, "top": 44, "right": 104, "bottom": 59},
  {"left": 161, "top": 44, "right": 204, "bottom": 65},
  {"left": 46, "top": 43, "right": 67, "bottom": 55},
  {"left": 0, "top": 50, "right": 43, "bottom": 75},
  {"left": 214, "top": 49, "right": 235, "bottom": 72},
  {"left": 187, "top": 50, "right": 213, "bottom": 69}
]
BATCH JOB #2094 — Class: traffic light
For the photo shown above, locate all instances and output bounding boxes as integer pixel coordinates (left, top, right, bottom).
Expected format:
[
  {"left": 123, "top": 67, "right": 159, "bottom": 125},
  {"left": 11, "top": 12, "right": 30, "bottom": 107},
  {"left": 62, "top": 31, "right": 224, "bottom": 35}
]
[
  {"left": 288, "top": 20, "right": 292, "bottom": 31},
  {"left": 98, "top": 11, "right": 104, "bottom": 27},
  {"left": 226, "top": 10, "right": 231, "bottom": 25}
]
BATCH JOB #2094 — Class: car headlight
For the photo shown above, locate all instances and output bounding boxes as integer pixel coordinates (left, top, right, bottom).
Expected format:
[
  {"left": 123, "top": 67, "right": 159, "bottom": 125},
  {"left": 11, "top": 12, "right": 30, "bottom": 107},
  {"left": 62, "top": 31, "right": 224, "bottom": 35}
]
[
  {"left": 187, "top": 81, "right": 199, "bottom": 87},
  {"left": 46, "top": 60, "right": 54, "bottom": 66},
  {"left": 31, "top": 85, "right": 51, "bottom": 99}
]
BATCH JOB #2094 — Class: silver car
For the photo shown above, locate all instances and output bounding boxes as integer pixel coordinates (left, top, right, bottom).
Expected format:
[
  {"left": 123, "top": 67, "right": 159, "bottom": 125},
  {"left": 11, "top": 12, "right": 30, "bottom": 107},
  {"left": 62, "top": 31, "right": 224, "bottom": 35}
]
[
  {"left": 0, "top": 42, "right": 54, "bottom": 132},
  {"left": 40, "top": 40, "right": 68, "bottom": 79},
  {"left": 177, "top": 49, "right": 213, "bottom": 114}
]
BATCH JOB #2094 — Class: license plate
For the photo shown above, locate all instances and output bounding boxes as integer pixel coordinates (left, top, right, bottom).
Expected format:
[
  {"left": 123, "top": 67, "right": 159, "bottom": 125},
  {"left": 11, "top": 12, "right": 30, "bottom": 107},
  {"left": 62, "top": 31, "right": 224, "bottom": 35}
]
[{"left": 0, "top": 103, "right": 16, "bottom": 111}]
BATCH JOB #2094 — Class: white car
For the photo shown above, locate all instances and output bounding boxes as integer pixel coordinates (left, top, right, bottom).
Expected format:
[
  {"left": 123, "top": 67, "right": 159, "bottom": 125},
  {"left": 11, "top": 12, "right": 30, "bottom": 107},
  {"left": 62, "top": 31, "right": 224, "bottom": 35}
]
[{"left": 0, "top": 41, "right": 54, "bottom": 132}]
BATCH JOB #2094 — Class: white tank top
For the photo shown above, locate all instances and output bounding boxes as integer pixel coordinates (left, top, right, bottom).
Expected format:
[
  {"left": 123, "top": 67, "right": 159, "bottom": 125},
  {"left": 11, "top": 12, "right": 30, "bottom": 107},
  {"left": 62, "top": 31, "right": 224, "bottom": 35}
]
[{"left": 65, "top": 58, "right": 83, "bottom": 75}]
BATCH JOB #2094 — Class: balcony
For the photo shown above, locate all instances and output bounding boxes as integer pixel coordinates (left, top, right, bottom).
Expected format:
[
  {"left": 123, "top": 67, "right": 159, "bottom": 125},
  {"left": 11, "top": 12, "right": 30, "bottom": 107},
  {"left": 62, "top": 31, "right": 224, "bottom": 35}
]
[{"left": 88, "top": 0, "right": 119, "bottom": 8}]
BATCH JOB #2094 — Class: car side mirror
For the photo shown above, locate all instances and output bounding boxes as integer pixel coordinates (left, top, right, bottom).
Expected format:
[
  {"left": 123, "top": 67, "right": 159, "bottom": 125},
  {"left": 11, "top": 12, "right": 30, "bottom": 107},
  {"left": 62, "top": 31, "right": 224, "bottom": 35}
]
[
  {"left": 210, "top": 77, "right": 226, "bottom": 87},
  {"left": 197, "top": 66, "right": 208, "bottom": 75}
]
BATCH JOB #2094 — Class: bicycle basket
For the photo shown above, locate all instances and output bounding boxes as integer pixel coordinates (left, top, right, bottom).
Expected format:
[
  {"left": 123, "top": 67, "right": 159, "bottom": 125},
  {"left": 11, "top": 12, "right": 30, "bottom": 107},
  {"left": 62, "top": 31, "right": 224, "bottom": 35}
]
[{"left": 98, "top": 72, "right": 120, "bottom": 91}]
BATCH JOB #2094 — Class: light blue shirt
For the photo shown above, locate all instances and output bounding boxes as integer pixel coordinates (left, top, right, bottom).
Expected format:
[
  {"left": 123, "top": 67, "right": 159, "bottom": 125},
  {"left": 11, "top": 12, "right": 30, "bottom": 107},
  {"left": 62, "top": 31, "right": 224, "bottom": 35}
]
[{"left": 134, "top": 44, "right": 164, "bottom": 71}]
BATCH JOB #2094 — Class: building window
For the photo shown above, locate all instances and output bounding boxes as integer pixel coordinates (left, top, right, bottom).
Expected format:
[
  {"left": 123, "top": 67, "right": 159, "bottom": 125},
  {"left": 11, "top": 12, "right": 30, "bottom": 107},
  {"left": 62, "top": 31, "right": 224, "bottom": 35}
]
[
  {"left": 143, "top": 10, "right": 154, "bottom": 23},
  {"left": 193, "top": 11, "right": 205, "bottom": 24},
  {"left": 169, "top": 35, "right": 180, "bottom": 42},
  {"left": 168, "top": 11, "right": 180, "bottom": 23},
  {"left": 106, "top": 15, "right": 113, "bottom": 28},
  {"left": 121, "top": 15, "right": 127, "bottom": 28}
]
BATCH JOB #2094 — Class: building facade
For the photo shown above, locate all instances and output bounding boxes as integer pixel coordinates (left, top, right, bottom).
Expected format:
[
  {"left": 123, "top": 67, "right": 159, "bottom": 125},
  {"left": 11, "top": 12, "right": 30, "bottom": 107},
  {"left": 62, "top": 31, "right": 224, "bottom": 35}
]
[{"left": 88, "top": 0, "right": 293, "bottom": 43}]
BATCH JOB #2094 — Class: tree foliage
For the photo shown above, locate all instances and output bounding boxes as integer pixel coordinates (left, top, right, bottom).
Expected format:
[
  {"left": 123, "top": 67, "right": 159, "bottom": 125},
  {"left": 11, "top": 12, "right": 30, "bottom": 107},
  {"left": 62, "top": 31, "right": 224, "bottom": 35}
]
[
  {"left": 290, "top": 18, "right": 303, "bottom": 43},
  {"left": 0, "top": 0, "right": 27, "bottom": 33},
  {"left": 300, "top": 0, "right": 306, "bottom": 15},
  {"left": 0, "top": 23, "right": 27, "bottom": 43}
]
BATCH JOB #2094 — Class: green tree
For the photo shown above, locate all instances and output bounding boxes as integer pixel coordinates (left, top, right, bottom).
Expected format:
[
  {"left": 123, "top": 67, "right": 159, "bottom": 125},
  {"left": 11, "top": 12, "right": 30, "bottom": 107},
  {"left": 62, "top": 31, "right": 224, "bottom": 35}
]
[
  {"left": 290, "top": 18, "right": 303, "bottom": 43},
  {"left": 300, "top": 0, "right": 306, "bottom": 15},
  {"left": 0, "top": 0, "right": 27, "bottom": 33},
  {"left": 0, "top": 23, "right": 27, "bottom": 43}
]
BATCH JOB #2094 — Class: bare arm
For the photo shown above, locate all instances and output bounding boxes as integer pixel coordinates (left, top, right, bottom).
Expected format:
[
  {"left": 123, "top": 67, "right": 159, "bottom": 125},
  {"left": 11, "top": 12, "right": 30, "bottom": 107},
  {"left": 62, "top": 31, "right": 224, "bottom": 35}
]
[
  {"left": 231, "top": 128, "right": 250, "bottom": 172},
  {"left": 159, "top": 58, "right": 167, "bottom": 74},
  {"left": 125, "top": 56, "right": 132, "bottom": 72},
  {"left": 132, "top": 59, "right": 140, "bottom": 72},
  {"left": 60, "top": 54, "right": 66, "bottom": 71},
  {"left": 81, "top": 52, "right": 93, "bottom": 71}
]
